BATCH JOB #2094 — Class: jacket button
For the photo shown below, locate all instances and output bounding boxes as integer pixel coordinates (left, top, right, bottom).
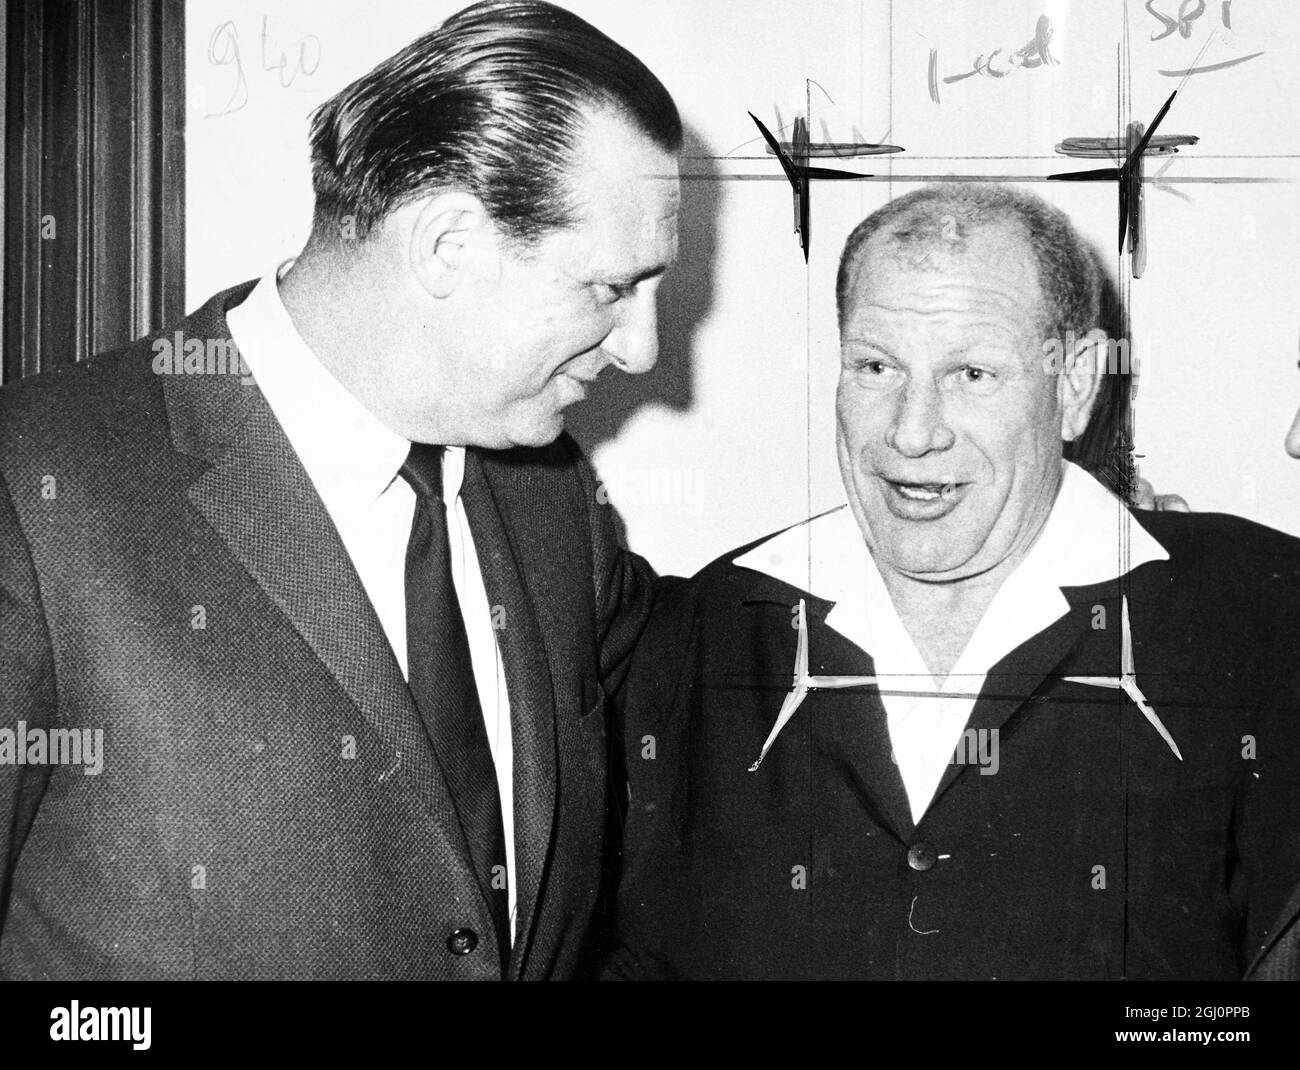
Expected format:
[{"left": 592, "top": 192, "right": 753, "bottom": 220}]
[
  {"left": 907, "top": 842, "right": 937, "bottom": 872},
  {"left": 447, "top": 928, "right": 479, "bottom": 955}
]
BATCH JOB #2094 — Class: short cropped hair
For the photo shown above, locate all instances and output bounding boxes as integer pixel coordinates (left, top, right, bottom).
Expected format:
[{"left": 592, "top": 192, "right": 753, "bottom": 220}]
[
  {"left": 307, "top": 0, "right": 682, "bottom": 244},
  {"left": 835, "top": 183, "right": 1102, "bottom": 343}
]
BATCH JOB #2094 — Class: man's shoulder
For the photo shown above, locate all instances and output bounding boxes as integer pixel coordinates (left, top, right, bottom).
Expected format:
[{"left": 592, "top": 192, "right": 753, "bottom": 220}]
[
  {"left": 0, "top": 340, "right": 157, "bottom": 470},
  {"left": 1133, "top": 508, "right": 1300, "bottom": 588},
  {"left": 667, "top": 509, "right": 837, "bottom": 613},
  {"left": 0, "top": 283, "right": 255, "bottom": 475}
]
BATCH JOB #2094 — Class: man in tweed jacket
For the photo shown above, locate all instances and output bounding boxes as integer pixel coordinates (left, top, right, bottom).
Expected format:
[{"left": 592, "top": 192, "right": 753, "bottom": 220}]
[{"left": 0, "top": 1, "right": 679, "bottom": 979}]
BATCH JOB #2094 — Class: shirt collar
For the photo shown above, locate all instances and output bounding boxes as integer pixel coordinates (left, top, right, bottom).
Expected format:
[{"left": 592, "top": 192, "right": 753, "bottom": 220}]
[
  {"left": 732, "top": 460, "right": 1169, "bottom": 672},
  {"left": 226, "top": 262, "right": 466, "bottom": 509}
]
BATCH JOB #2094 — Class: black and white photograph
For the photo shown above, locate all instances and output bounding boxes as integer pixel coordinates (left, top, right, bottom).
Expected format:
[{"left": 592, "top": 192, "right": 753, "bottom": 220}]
[{"left": 1, "top": 0, "right": 1298, "bottom": 1050}]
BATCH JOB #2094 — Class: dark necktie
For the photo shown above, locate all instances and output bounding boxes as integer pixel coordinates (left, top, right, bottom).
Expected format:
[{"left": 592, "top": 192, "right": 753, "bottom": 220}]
[{"left": 400, "top": 443, "right": 510, "bottom": 965}]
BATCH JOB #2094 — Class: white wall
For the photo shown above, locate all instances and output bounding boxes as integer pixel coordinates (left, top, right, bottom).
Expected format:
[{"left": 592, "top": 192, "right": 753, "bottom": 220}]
[{"left": 186, "top": 0, "right": 1300, "bottom": 576}]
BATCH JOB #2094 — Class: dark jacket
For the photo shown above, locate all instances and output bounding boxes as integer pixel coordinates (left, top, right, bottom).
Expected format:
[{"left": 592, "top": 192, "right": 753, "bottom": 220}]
[
  {"left": 609, "top": 510, "right": 1300, "bottom": 979},
  {"left": 0, "top": 282, "right": 654, "bottom": 979}
]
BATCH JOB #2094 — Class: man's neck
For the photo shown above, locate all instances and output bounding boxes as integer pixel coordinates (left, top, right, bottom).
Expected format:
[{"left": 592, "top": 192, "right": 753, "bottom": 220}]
[
  {"left": 277, "top": 248, "right": 382, "bottom": 402},
  {"left": 880, "top": 567, "right": 1006, "bottom": 682},
  {"left": 286, "top": 244, "right": 445, "bottom": 433}
]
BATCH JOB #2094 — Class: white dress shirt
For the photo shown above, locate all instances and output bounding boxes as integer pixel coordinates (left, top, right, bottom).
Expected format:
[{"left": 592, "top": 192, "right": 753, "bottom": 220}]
[
  {"left": 733, "top": 461, "right": 1169, "bottom": 825},
  {"left": 226, "top": 265, "right": 517, "bottom": 938}
]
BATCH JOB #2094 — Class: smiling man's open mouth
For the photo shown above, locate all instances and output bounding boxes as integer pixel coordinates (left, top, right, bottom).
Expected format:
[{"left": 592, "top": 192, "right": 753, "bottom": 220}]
[{"left": 880, "top": 476, "right": 970, "bottom": 519}]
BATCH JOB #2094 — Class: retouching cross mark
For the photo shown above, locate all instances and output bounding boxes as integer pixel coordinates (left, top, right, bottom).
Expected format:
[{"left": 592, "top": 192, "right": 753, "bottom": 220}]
[
  {"left": 1062, "top": 595, "right": 1183, "bottom": 760},
  {"left": 748, "top": 594, "right": 1182, "bottom": 772},
  {"left": 748, "top": 599, "right": 881, "bottom": 771},
  {"left": 747, "top": 81, "right": 902, "bottom": 262},
  {"left": 1048, "top": 89, "right": 1197, "bottom": 278},
  {"left": 747, "top": 113, "right": 882, "bottom": 263}
]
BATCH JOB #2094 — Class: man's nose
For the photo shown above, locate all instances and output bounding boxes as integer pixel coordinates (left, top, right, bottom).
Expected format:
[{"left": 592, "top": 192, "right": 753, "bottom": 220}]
[
  {"left": 1286, "top": 406, "right": 1300, "bottom": 459},
  {"left": 886, "top": 378, "right": 955, "bottom": 457},
  {"left": 602, "top": 288, "right": 659, "bottom": 375}
]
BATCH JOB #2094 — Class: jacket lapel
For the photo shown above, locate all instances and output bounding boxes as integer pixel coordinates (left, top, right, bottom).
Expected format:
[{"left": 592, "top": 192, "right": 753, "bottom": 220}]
[
  {"left": 161, "top": 289, "right": 476, "bottom": 874},
  {"left": 923, "top": 587, "right": 1106, "bottom": 817},
  {"left": 460, "top": 451, "right": 558, "bottom": 981},
  {"left": 738, "top": 574, "right": 915, "bottom": 841},
  {"left": 803, "top": 595, "right": 915, "bottom": 841}
]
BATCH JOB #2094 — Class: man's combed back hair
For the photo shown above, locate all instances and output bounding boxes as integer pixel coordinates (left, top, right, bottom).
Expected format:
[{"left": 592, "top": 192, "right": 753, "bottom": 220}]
[
  {"left": 835, "top": 183, "right": 1102, "bottom": 342},
  {"left": 307, "top": 0, "right": 682, "bottom": 244}
]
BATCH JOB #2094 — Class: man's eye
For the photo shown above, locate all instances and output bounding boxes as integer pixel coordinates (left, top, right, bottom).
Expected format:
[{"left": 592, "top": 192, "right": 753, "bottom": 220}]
[
  {"left": 849, "top": 358, "right": 900, "bottom": 388},
  {"left": 597, "top": 282, "right": 634, "bottom": 302},
  {"left": 956, "top": 365, "right": 998, "bottom": 389}
]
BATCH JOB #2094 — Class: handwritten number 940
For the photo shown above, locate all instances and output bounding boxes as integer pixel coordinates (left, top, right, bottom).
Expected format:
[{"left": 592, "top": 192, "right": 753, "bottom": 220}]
[{"left": 205, "top": 17, "right": 321, "bottom": 118}]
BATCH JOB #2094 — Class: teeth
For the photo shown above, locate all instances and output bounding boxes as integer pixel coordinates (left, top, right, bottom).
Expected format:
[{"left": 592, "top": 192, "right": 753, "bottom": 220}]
[{"left": 897, "top": 484, "right": 942, "bottom": 501}]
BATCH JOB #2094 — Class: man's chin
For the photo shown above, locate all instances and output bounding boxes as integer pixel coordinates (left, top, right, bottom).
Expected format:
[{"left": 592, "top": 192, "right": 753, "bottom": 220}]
[
  {"left": 879, "top": 553, "right": 978, "bottom": 581},
  {"left": 869, "top": 522, "right": 986, "bottom": 581},
  {"left": 501, "top": 410, "right": 567, "bottom": 450}
]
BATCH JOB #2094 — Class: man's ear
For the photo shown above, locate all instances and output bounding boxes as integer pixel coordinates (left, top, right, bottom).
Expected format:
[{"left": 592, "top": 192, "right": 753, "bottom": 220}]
[
  {"left": 406, "top": 191, "right": 496, "bottom": 300},
  {"left": 1058, "top": 327, "right": 1107, "bottom": 443}
]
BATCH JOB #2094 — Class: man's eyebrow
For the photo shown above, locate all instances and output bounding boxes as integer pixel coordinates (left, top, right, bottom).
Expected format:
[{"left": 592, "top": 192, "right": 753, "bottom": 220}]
[{"left": 840, "top": 338, "right": 893, "bottom": 355}]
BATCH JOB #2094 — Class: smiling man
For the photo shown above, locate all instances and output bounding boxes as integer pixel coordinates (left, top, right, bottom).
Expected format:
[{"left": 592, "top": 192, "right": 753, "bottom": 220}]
[
  {"left": 610, "top": 183, "right": 1300, "bottom": 980},
  {"left": 0, "top": 1, "right": 678, "bottom": 980}
]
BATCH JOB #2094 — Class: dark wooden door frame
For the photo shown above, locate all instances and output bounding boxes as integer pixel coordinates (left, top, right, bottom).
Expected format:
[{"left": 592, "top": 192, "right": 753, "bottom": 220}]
[{"left": 3, "top": 0, "right": 184, "bottom": 384}]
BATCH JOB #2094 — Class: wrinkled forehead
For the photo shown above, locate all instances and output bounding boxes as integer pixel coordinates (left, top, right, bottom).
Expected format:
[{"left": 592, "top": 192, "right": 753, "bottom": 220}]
[{"left": 842, "top": 223, "right": 1046, "bottom": 338}]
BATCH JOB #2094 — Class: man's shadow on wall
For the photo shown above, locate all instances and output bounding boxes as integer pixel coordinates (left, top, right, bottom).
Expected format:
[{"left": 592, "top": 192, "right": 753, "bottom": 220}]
[{"left": 566, "top": 124, "right": 720, "bottom": 476}]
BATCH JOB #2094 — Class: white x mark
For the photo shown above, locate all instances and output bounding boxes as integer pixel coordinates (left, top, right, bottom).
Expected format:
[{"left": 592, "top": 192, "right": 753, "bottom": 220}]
[
  {"left": 749, "top": 599, "right": 881, "bottom": 771},
  {"left": 749, "top": 594, "right": 1182, "bottom": 771},
  {"left": 1062, "top": 595, "right": 1182, "bottom": 760}
]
